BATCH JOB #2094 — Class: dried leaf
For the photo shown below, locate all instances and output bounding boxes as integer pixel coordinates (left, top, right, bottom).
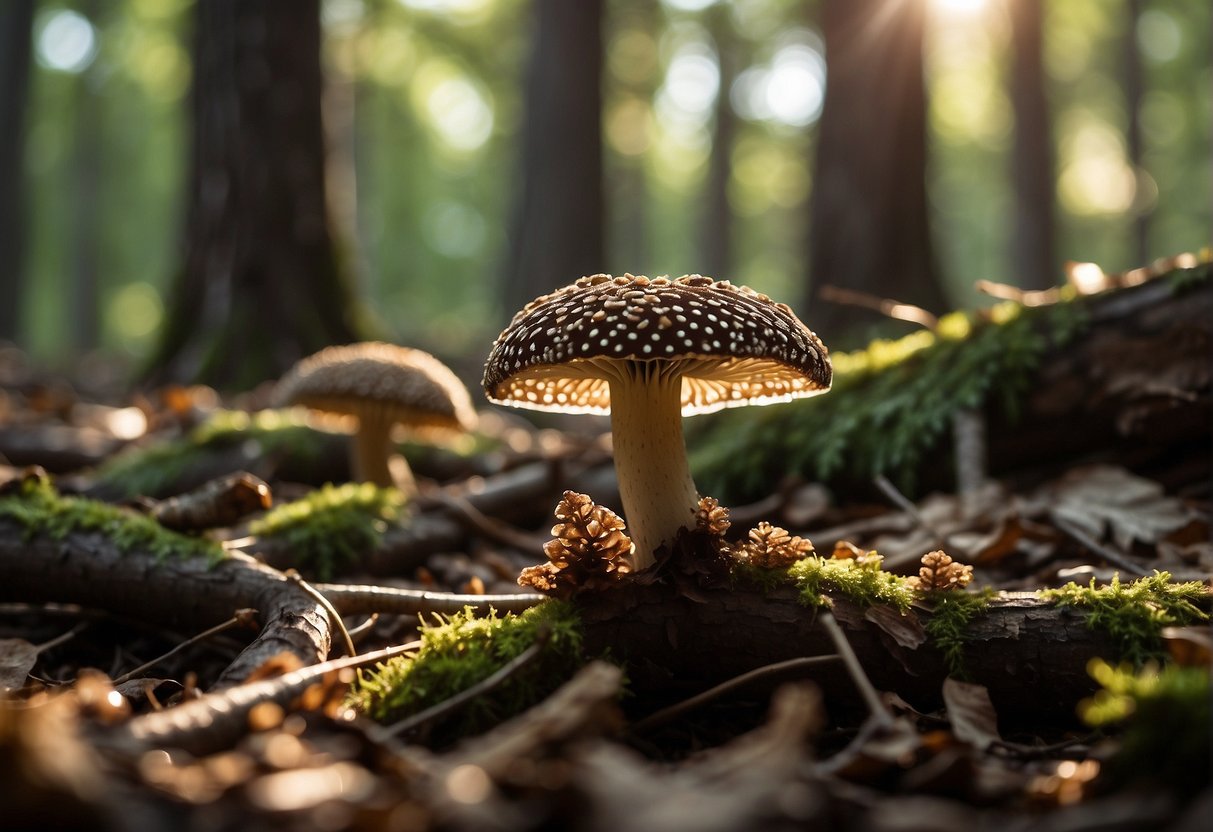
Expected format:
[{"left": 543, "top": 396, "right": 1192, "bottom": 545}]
[
  {"left": 0, "top": 638, "right": 39, "bottom": 690},
  {"left": 942, "top": 678, "right": 1000, "bottom": 751},
  {"left": 864, "top": 604, "right": 926, "bottom": 649},
  {"left": 1049, "top": 465, "right": 1191, "bottom": 549}
]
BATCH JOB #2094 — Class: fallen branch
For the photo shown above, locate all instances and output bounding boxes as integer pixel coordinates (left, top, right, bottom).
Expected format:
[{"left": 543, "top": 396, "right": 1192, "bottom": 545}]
[{"left": 576, "top": 583, "right": 1207, "bottom": 728}]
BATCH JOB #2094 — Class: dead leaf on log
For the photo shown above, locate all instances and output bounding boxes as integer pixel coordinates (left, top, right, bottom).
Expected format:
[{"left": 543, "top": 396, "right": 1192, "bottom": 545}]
[
  {"left": 942, "top": 678, "right": 1001, "bottom": 751},
  {"left": 1047, "top": 465, "right": 1191, "bottom": 549},
  {"left": 0, "top": 638, "right": 39, "bottom": 690},
  {"left": 864, "top": 604, "right": 926, "bottom": 650}
]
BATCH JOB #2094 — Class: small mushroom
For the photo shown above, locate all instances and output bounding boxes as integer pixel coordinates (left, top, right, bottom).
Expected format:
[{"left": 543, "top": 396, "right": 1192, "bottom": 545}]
[
  {"left": 274, "top": 342, "right": 476, "bottom": 494},
  {"left": 483, "top": 274, "right": 831, "bottom": 570}
]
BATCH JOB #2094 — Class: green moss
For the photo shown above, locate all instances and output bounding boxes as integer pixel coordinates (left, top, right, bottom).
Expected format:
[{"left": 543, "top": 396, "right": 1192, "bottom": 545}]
[
  {"left": 1042, "top": 572, "right": 1209, "bottom": 665},
  {"left": 0, "top": 473, "right": 223, "bottom": 563},
  {"left": 1080, "top": 658, "right": 1211, "bottom": 795},
  {"left": 788, "top": 555, "right": 915, "bottom": 613},
  {"left": 351, "top": 601, "right": 585, "bottom": 737},
  {"left": 249, "top": 482, "right": 406, "bottom": 580},
  {"left": 922, "top": 589, "right": 994, "bottom": 679},
  {"left": 691, "top": 295, "right": 1088, "bottom": 502},
  {"left": 95, "top": 409, "right": 333, "bottom": 499},
  {"left": 731, "top": 563, "right": 797, "bottom": 593}
]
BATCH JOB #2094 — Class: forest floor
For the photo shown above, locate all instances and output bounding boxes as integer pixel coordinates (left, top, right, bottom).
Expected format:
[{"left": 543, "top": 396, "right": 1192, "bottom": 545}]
[{"left": 0, "top": 272, "right": 1209, "bottom": 831}]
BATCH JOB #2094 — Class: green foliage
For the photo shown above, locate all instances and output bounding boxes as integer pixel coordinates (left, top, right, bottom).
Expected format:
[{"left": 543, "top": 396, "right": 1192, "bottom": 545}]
[
  {"left": 351, "top": 602, "right": 585, "bottom": 737},
  {"left": 250, "top": 482, "right": 406, "bottom": 580},
  {"left": 1080, "top": 659, "right": 1211, "bottom": 795},
  {"left": 94, "top": 409, "right": 332, "bottom": 498},
  {"left": 922, "top": 589, "right": 994, "bottom": 679},
  {"left": 1043, "top": 572, "right": 1209, "bottom": 665},
  {"left": 0, "top": 472, "right": 222, "bottom": 563},
  {"left": 691, "top": 299, "right": 1088, "bottom": 502},
  {"left": 788, "top": 555, "right": 915, "bottom": 613}
]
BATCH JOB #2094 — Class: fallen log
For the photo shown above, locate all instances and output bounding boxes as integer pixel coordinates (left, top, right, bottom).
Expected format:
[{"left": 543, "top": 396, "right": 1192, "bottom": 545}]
[{"left": 576, "top": 582, "right": 1201, "bottom": 729}]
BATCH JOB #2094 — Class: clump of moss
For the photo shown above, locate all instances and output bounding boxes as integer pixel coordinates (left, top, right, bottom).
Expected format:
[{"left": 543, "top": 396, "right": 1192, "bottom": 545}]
[
  {"left": 351, "top": 601, "right": 585, "bottom": 738},
  {"left": 921, "top": 589, "right": 994, "bottom": 679},
  {"left": 0, "top": 472, "right": 223, "bottom": 563},
  {"left": 1043, "top": 572, "right": 1209, "bottom": 665},
  {"left": 249, "top": 482, "right": 406, "bottom": 580},
  {"left": 788, "top": 554, "right": 915, "bottom": 613},
  {"left": 691, "top": 296, "right": 1088, "bottom": 502},
  {"left": 95, "top": 409, "right": 333, "bottom": 498},
  {"left": 1081, "top": 658, "right": 1211, "bottom": 795}
]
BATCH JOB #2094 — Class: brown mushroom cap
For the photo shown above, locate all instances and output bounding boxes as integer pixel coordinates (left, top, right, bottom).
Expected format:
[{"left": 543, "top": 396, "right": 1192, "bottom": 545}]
[
  {"left": 482, "top": 274, "right": 831, "bottom": 415},
  {"left": 275, "top": 342, "right": 477, "bottom": 439}
]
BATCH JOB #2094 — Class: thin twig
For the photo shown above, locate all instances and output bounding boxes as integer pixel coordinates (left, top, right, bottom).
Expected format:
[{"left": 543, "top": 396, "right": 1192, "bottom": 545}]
[
  {"left": 420, "top": 491, "right": 547, "bottom": 553},
  {"left": 1053, "top": 517, "right": 1149, "bottom": 577},
  {"left": 819, "top": 285, "right": 939, "bottom": 330},
  {"left": 34, "top": 621, "right": 89, "bottom": 654},
  {"left": 286, "top": 570, "right": 358, "bottom": 658},
  {"left": 112, "top": 613, "right": 254, "bottom": 686},
  {"left": 316, "top": 583, "right": 547, "bottom": 617},
  {"left": 630, "top": 655, "right": 841, "bottom": 734},
  {"left": 818, "top": 610, "right": 893, "bottom": 728},
  {"left": 346, "top": 614, "right": 380, "bottom": 643},
  {"left": 372, "top": 625, "right": 552, "bottom": 741}
]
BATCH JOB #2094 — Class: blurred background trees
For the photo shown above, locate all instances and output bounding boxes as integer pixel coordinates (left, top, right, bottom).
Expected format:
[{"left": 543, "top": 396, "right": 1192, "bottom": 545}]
[{"left": 2, "top": 0, "right": 1210, "bottom": 388}]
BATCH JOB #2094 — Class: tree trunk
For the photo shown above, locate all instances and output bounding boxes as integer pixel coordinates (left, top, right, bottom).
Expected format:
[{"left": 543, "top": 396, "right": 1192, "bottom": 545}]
[
  {"left": 149, "top": 0, "right": 359, "bottom": 391},
  {"left": 806, "top": 0, "right": 949, "bottom": 346},
  {"left": 0, "top": 0, "right": 34, "bottom": 343},
  {"left": 1008, "top": 0, "right": 1057, "bottom": 290},
  {"left": 700, "top": 3, "right": 736, "bottom": 280},
  {"left": 1123, "top": 0, "right": 1148, "bottom": 265},
  {"left": 502, "top": 0, "right": 605, "bottom": 316},
  {"left": 70, "top": 0, "right": 103, "bottom": 354}
]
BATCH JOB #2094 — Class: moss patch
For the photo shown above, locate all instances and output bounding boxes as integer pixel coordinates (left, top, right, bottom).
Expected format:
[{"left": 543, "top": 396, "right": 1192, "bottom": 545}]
[
  {"left": 921, "top": 589, "right": 994, "bottom": 679},
  {"left": 95, "top": 409, "right": 333, "bottom": 499},
  {"left": 1081, "top": 658, "right": 1211, "bottom": 795},
  {"left": 788, "top": 555, "right": 915, "bottom": 613},
  {"left": 249, "top": 482, "right": 406, "bottom": 580},
  {"left": 1043, "top": 572, "right": 1209, "bottom": 665},
  {"left": 0, "top": 472, "right": 223, "bottom": 563},
  {"left": 351, "top": 601, "right": 585, "bottom": 738}
]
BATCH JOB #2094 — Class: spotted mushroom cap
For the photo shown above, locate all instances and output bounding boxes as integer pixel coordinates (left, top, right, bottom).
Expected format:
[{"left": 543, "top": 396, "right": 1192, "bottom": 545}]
[
  {"left": 483, "top": 274, "right": 831, "bottom": 416},
  {"left": 275, "top": 342, "right": 477, "bottom": 438}
]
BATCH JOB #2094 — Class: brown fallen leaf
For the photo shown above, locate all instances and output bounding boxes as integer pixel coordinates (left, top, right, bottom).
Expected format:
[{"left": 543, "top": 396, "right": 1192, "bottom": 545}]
[
  {"left": 0, "top": 638, "right": 40, "bottom": 691},
  {"left": 942, "top": 678, "right": 1001, "bottom": 752},
  {"left": 1047, "top": 465, "right": 1191, "bottom": 549}
]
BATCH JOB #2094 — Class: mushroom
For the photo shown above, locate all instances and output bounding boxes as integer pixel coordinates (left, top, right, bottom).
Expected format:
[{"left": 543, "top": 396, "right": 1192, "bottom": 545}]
[
  {"left": 274, "top": 342, "right": 477, "bottom": 494},
  {"left": 483, "top": 274, "right": 831, "bottom": 570}
]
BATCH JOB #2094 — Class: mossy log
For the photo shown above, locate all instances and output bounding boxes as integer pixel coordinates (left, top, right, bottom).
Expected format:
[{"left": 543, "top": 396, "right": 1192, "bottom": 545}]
[
  {"left": 0, "top": 518, "right": 332, "bottom": 686},
  {"left": 576, "top": 583, "right": 1177, "bottom": 729}
]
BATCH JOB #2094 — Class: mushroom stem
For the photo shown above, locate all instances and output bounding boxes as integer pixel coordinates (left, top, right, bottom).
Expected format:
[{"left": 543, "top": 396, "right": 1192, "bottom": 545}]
[
  {"left": 352, "top": 414, "right": 416, "bottom": 495},
  {"left": 608, "top": 366, "right": 701, "bottom": 571}
]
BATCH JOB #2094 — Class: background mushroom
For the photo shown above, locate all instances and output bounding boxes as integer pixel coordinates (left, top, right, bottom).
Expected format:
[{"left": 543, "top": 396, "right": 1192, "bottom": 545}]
[
  {"left": 483, "top": 274, "right": 831, "bottom": 570},
  {"left": 274, "top": 342, "right": 476, "bottom": 494}
]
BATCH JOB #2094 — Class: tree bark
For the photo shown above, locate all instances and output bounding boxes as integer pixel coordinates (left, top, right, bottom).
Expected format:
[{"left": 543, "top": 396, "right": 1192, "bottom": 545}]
[
  {"left": 502, "top": 0, "right": 605, "bottom": 316},
  {"left": 806, "top": 0, "right": 949, "bottom": 346},
  {"left": 578, "top": 582, "right": 1174, "bottom": 728},
  {"left": 0, "top": 0, "right": 34, "bottom": 343},
  {"left": 1008, "top": 0, "right": 1057, "bottom": 290},
  {"left": 149, "top": 0, "right": 359, "bottom": 390}
]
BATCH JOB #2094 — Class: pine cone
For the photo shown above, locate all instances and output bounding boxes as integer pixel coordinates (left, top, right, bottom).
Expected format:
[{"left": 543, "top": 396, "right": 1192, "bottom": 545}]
[
  {"left": 734, "top": 521, "right": 814, "bottom": 569},
  {"left": 831, "top": 540, "right": 883, "bottom": 568},
  {"left": 517, "top": 491, "right": 633, "bottom": 597},
  {"left": 906, "top": 550, "right": 974, "bottom": 591},
  {"left": 695, "top": 496, "right": 732, "bottom": 539}
]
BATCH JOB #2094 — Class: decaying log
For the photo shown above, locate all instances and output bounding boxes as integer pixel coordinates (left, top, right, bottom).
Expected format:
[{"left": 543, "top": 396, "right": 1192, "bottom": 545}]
[
  {"left": 576, "top": 583, "right": 1174, "bottom": 728},
  {"left": 0, "top": 518, "right": 332, "bottom": 686},
  {"left": 985, "top": 278, "right": 1211, "bottom": 492}
]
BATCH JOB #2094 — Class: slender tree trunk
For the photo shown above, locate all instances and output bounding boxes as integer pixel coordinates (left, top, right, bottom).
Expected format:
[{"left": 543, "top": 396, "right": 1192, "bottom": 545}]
[
  {"left": 502, "top": 0, "right": 605, "bottom": 316},
  {"left": 701, "top": 3, "right": 736, "bottom": 280},
  {"left": 806, "top": 0, "right": 948, "bottom": 345},
  {"left": 0, "top": 0, "right": 35, "bottom": 343},
  {"left": 1008, "top": 0, "right": 1056, "bottom": 290},
  {"left": 150, "top": 0, "right": 359, "bottom": 390},
  {"left": 1123, "top": 0, "right": 1148, "bottom": 265},
  {"left": 70, "top": 2, "right": 103, "bottom": 354}
]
